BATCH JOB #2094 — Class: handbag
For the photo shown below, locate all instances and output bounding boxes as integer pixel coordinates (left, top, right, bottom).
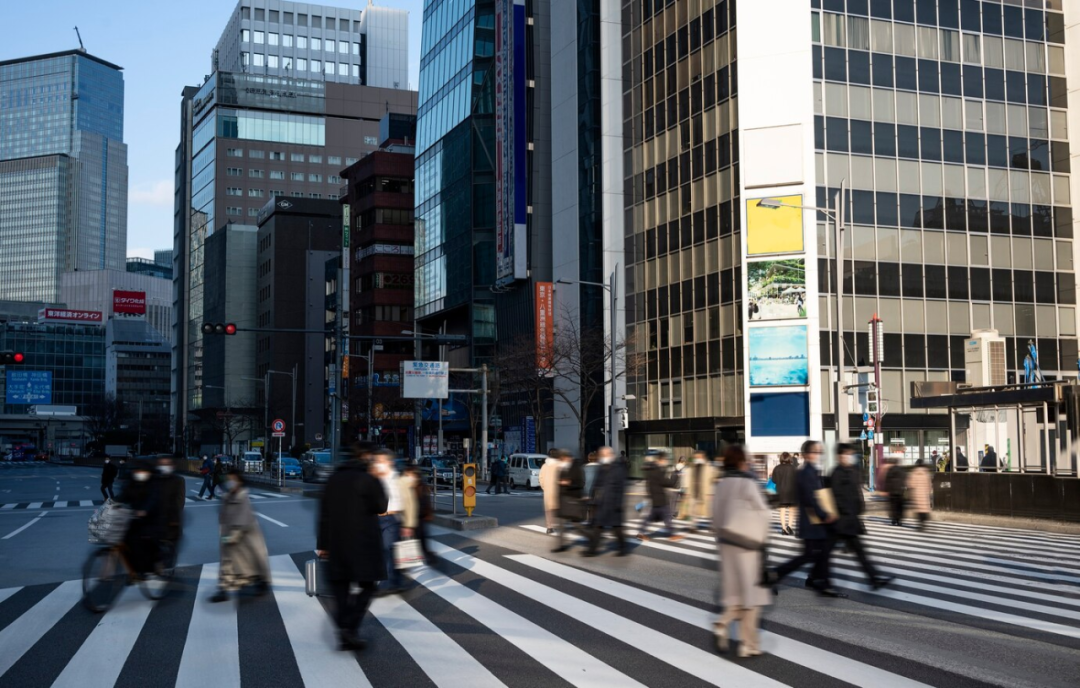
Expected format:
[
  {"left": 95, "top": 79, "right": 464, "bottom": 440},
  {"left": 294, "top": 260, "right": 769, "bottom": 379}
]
[
  {"left": 305, "top": 557, "right": 332, "bottom": 597},
  {"left": 765, "top": 478, "right": 777, "bottom": 494},
  {"left": 807, "top": 488, "right": 838, "bottom": 525},
  {"left": 717, "top": 481, "right": 770, "bottom": 550},
  {"left": 393, "top": 538, "right": 425, "bottom": 570}
]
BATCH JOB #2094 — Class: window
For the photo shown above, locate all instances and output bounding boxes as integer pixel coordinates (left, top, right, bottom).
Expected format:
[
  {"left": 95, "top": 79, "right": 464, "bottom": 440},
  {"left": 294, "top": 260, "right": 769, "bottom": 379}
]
[
  {"left": 291, "top": 172, "right": 305, "bottom": 181},
  {"left": 328, "top": 156, "right": 342, "bottom": 165},
  {"left": 339, "top": 41, "right": 349, "bottom": 54},
  {"left": 270, "top": 151, "right": 284, "bottom": 161},
  {"left": 290, "top": 153, "right": 304, "bottom": 162},
  {"left": 962, "top": 34, "right": 981, "bottom": 64},
  {"left": 326, "top": 39, "right": 335, "bottom": 53},
  {"left": 254, "top": 31, "right": 265, "bottom": 44},
  {"left": 226, "top": 206, "right": 242, "bottom": 216},
  {"left": 328, "top": 175, "right": 341, "bottom": 184},
  {"left": 351, "top": 64, "right": 359, "bottom": 79},
  {"left": 241, "top": 52, "right": 250, "bottom": 67},
  {"left": 353, "top": 42, "right": 360, "bottom": 56},
  {"left": 241, "top": 29, "right": 250, "bottom": 43},
  {"left": 249, "top": 150, "right": 265, "bottom": 159},
  {"left": 309, "top": 155, "right": 323, "bottom": 163},
  {"left": 226, "top": 187, "right": 243, "bottom": 196},
  {"left": 297, "top": 58, "right": 307, "bottom": 72},
  {"left": 270, "top": 170, "right": 285, "bottom": 180},
  {"left": 227, "top": 148, "right": 243, "bottom": 157},
  {"left": 364, "top": 135, "right": 378, "bottom": 146},
  {"left": 283, "top": 35, "right": 293, "bottom": 48},
  {"left": 227, "top": 167, "right": 242, "bottom": 176},
  {"left": 268, "top": 55, "right": 279, "bottom": 69},
  {"left": 297, "top": 36, "right": 307, "bottom": 49},
  {"left": 309, "top": 193, "right": 323, "bottom": 198},
  {"left": 325, "top": 62, "right": 336, "bottom": 75},
  {"left": 268, "top": 33, "right": 279, "bottom": 46},
  {"left": 311, "top": 38, "right": 321, "bottom": 51},
  {"left": 253, "top": 53, "right": 265, "bottom": 67},
  {"left": 248, "top": 208, "right": 260, "bottom": 217},
  {"left": 249, "top": 188, "right": 264, "bottom": 197},
  {"left": 249, "top": 169, "right": 264, "bottom": 178},
  {"left": 346, "top": 157, "right": 358, "bottom": 165},
  {"left": 309, "top": 173, "right": 323, "bottom": 182},
  {"left": 311, "top": 60, "right": 321, "bottom": 72}
]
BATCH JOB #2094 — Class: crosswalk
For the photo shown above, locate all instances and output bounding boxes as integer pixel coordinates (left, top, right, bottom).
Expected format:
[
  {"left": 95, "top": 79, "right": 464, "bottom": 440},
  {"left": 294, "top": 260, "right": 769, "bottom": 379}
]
[
  {"left": 0, "top": 517, "right": 1077, "bottom": 687},
  {"left": 0, "top": 493, "right": 293, "bottom": 511}
]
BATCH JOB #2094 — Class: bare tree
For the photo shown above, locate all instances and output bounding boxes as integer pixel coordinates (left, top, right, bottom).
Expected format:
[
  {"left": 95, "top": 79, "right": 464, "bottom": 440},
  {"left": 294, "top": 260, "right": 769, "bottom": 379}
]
[
  {"left": 494, "top": 334, "right": 555, "bottom": 454},
  {"left": 84, "top": 394, "right": 126, "bottom": 446}
]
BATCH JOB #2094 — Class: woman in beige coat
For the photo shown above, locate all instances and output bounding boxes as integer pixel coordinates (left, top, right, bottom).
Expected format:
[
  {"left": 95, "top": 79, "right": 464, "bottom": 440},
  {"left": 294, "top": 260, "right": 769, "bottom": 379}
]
[
  {"left": 711, "top": 446, "right": 771, "bottom": 657},
  {"left": 211, "top": 468, "right": 271, "bottom": 602},
  {"left": 907, "top": 458, "right": 933, "bottom": 531},
  {"left": 539, "top": 457, "right": 560, "bottom": 533}
]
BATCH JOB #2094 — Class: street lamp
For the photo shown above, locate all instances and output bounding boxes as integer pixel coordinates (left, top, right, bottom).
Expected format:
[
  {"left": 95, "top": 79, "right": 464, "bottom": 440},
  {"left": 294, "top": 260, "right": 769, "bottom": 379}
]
[
  {"left": 758, "top": 180, "right": 848, "bottom": 444},
  {"left": 556, "top": 264, "right": 621, "bottom": 457}
]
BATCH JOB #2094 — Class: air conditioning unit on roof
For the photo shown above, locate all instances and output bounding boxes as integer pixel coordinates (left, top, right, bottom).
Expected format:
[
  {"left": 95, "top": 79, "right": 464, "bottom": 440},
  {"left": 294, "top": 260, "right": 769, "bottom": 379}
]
[{"left": 964, "top": 329, "right": 1006, "bottom": 388}]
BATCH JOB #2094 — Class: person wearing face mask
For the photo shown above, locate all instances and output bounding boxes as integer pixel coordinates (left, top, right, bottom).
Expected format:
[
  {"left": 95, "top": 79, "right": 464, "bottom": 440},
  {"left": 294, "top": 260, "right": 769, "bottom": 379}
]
[
  {"left": 584, "top": 447, "right": 628, "bottom": 557},
  {"left": 100, "top": 457, "right": 118, "bottom": 502},
  {"left": 830, "top": 444, "right": 893, "bottom": 590},
  {"left": 370, "top": 449, "right": 407, "bottom": 595},
  {"left": 118, "top": 461, "right": 159, "bottom": 576},
  {"left": 116, "top": 456, "right": 129, "bottom": 490},
  {"left": 153, "top": 456, "right": 187, "bottom": 560},
  {"left": 211, "top": 468, "right": 271, "bottom": 603}
]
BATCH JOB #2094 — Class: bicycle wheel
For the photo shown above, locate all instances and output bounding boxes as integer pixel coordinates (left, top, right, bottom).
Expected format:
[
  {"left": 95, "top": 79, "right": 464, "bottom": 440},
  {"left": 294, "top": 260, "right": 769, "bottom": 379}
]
[
  {"left": 82, "top": 547, "right": 124, "bottom": 613},
  {"left": 139, "top": 542, "right": 175, "bottom": 601}
]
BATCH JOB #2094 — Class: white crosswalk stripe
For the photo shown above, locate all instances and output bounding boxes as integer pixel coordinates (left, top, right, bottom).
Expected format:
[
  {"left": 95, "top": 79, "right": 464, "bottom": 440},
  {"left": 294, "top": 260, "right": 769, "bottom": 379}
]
[{"left": 176, "top": 563, "right": 240, "bottom": 688}]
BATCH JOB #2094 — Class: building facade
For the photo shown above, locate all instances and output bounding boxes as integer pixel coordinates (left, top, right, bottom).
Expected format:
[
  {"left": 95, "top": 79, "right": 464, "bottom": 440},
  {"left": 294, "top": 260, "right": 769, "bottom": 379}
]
[
  {"left": 60, "top": 269, "right": 172, "bottom": 343},
  {"left": 0, "top": 321, "right": 105, "bottom": 415},
  {"left": 213, "top": 0, "right": 408, "bottom": 88},
  {"left": 0, "top": 50, "right": 128, "bottom": 303},
  {"left": 105, "top": 318, "right": 171, "bottom": 453},
  {"left": 127, "top": 256, "right": 173, "bottom": 281}
]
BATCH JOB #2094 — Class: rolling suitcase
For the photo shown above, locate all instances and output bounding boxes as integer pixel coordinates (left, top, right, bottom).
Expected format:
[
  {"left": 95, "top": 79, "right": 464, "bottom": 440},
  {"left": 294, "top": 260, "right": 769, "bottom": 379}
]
[{"left": 305, "top": 558, "right": 331, "bottom": 597}]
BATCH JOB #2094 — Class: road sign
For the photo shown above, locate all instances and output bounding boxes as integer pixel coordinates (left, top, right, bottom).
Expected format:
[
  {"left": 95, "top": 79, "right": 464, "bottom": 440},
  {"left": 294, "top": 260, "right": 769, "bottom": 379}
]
[
  {"left": 315, "top": 433, "right": 323, "bottom": 441},
  {"left": 859, "top": 430, "right": 867, "bottom": 441},
  {"left": 862, "top": 412, "right": 869, "bottom": 422},
  {"left": 272, "top": 419, "right": 286, "bottom": 433},
  {"left": 272, "top": 431, "right": 286, "bottom": 438}
]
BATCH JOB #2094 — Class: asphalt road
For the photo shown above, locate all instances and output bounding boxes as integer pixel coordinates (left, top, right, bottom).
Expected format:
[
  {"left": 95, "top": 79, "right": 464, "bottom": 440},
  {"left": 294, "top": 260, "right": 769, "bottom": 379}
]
[{"left": 0, "top": 463, "right": 1077, "bottom": 688}]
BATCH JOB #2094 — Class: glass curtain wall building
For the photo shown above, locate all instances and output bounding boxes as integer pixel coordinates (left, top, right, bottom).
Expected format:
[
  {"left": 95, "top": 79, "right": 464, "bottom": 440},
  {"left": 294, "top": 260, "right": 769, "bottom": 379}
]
[
  {"left": 620, "top": 0, "right": 1078, "bottom": 462},
  {"left": 0, "top": 50, "right": 127, "bottom": 303}
]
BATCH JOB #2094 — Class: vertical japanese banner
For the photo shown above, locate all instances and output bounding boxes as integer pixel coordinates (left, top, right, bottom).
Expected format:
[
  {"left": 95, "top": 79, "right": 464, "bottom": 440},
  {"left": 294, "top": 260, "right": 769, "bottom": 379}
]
[
  {"left": 495, "top": 0, "right": 528, "bottom": 285},
  {"left": 535, "top": 281, "right": 553, "bottom": 370}
]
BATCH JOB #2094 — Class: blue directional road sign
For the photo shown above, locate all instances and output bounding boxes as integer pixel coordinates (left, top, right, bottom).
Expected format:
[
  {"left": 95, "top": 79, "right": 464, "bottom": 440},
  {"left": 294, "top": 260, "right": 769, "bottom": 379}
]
[
  {"left": 859, "top": 430, "right": 868, "bottom": 441},
  {"left": 863, "top": 412, "right": 870, "bottom": 422},
  {"left": 5, "top": 370, "right": 52, "bottom": 405}
]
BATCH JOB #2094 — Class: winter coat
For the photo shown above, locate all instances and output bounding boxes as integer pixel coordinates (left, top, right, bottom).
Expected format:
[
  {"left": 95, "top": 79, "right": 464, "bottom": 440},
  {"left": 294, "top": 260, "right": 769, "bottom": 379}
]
[
  {"left": 770, "top": 462, "right": 798, "bottom": 506},
  {"left": 712, "top": 473, "right": 772, "bottom": 609},
  {"left": 539, "top": 459, "right": 560, "bottom": 511},
  {"left": 558, "top": 461, "right": 586, "bottom": 521},
  {"left": 212, "top": 461, "right": 226, "bottom": 486},
  {"left": 884, "top": 465, "right": 907, "bottom": 497},
  {"left": 219, "top": 486, "right": 270, "bottom": 585},
  {"left": 101, "top": 462, "right": 118, "bottom": 487},
  {"left": 399, "top": 474, "right": 419, "bottom": 529},
  {"left": 829, "top": 464, "right": 865, "bottom": 537},
  {"left": 153, "top": 472, "right": 187, "bottom": 542},
  {"left": 119, "top": 477, "right": 158, "bottom": 572},
  {"left": 590, "top": 461, "right": 626, "bottom": 528},
  {"left": 907, "top": 466, "right": 932, "bottom": 513},
  {"left": 582, "top": 462, "right": 599, "bottom": 499},
  {"left": 795, "top": 462, "right": 831, "bottom": 541},
  {"left": 684, "top": 461, "right": 718, "bottom": 518},
  {"left": 643, "top": 463, "right": 677, "bottom": 508},
  {"left": 318, "top": 460, "right": 388, "bottom": 583}
]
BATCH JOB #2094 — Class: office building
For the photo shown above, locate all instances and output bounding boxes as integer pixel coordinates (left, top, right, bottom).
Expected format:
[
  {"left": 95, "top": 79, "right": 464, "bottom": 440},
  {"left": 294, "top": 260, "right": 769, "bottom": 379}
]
[
  {"left": 154, "top": 249, "right": 173, "bottom": 268},
  {"left": 213, "top": 0, "right": 408, "bottom": 88},
  {"left": 105, "top": 318, "right": 171, "bottom": 453},
  {"left": 60, "top": 269, "right": 172, "bottom": 342},
  {"left": 0, "top": 319, "right": 105, "bottom": 415},
  {"left": 127, "top": 256, "right": 173, "bottom": 280},
  {"left": 0, "top": 50, "right": 128, "bottom": 303},
  {"left": 612, "top": 0, "right": 1079, "bottom": 466},
  {"left": 171, "top": 68, "right": 417, "bottom": 450}
]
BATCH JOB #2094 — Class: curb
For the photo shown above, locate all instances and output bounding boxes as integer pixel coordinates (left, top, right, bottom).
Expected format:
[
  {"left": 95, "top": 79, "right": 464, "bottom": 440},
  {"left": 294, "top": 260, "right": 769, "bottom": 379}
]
[{"left": 433, "top": 512, "right": 498, "bottom": 531}]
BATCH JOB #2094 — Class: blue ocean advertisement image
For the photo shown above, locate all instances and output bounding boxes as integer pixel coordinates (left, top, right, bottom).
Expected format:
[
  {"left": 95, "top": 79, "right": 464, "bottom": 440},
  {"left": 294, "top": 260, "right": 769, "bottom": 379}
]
[{"left": 748, "top": 326, "right": 809, "bottom": 387}]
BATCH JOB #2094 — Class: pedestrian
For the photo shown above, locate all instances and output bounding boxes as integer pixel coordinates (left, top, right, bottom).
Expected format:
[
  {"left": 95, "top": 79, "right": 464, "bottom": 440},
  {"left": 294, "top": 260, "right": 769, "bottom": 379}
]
[
  {"left": 371, "top": 449, "right": 407, "bottom": 595},
  {"left": 711, "top": 445, "right": 771, "bottom": 657},
  {"left": 197, "top": 454, "right": 215, "bottom": 499},
  {"left": 765, "top": 440, "right": 845, "bottom": 598},
  {"left": 981, "top": 444, "right": 998, "bottom": 472},
  {"left": 500, "top": 456, "right": 512, "bottom": 493},
  {"left": 584, "top": 447, "right": 627, "bottom": 557},
  {"left": 404, "top": 465, "right": 436, "bottom": 565},
  {"left": 884, "top": 460, "right": 907, "bottom": 526},
  {"left": 908, "top": 458, "right": 933, "bottom": 531},
  {"left": 398, "top": 459, "right": 420, "bottom": 557},
  {"left": 582, "top": 451, "right": 599, "bottom": 502},
  {"left": 317, "top": 442, "right": 387, "bottom": 651},
  {"left": 955, "top": 446, "right": 968, "bottom": 471},
  {"left": 552, "top": 450, "right": 585, "bottom": 552},
  {"left": 100, "top": 457, "right": 118, "bottom": 501},
  {"left": 118, "top": 461, "right": 159, "bottom": 576},
  {"left": 770, "top": 453, "right": 798, "bottom": 536},
  {"left": 830, "top": 444, "right": 893, "bottom": 590},
  {"left": 116, "top": 455, "right": 129, "bottom": 488},
  {"left": 636, "top": 450, "right": 682, "bottom": 541},
  {"left": 539, "top": 454, "right": 561, "bottom": 533},
  {"left": 678, "top": 450, "right": 717, "bottom": 532},
  {"left": 213, "top": 456, "right": 226, "bottom": 495},
  {"left": 210, "top": 468, "right": 271, "bottom": 603},
  {"left": 153, "top": 456, "right": 186, "bottom": 565}
]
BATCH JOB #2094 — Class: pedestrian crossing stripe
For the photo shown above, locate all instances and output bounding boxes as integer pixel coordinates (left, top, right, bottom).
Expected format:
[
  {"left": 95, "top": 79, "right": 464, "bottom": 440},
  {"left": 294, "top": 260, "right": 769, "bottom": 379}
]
[{"left": 0, "top": 494, "right": 296, "bottom": 511}]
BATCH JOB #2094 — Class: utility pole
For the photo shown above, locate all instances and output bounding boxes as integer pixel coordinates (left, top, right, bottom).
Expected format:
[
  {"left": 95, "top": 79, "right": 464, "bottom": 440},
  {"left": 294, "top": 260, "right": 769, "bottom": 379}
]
[
  {"left": 869, "top": 314, "right": 884, "bottom": 490},
  {"left": 835, "top": 181, "right": 848, "bottom": 445},
  {"left": 608, "top": 266, "right": 619, "bottom": 457},
  {"left": 481, "top": 363, "right": 488, "bottom": 474},
  {"left": 291, "top": 362, "right": 297, "bottom": 456}
]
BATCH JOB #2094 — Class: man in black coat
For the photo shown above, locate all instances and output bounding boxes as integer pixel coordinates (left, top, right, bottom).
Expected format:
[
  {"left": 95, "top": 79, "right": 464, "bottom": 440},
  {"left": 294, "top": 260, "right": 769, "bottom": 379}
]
[
  {"left": 552, "top": 450, "right": 585, "bottom": 553},
  {"left": 830, "top": 444, "right": 893, "bottom": 590},
  {"left": 153, "top": 456, "right": 187, "bottom": 561},
  {"left": 317, "top": 443, "right": 388, "bottom": 651},
  {"left": 100, "top": 458, "right": 118, "bottom": 501},
  {"left": 767, "top": 440, "right": 845, "bottom": 597},
  {"left": 884, "top": 460, "right": 907, "bottom": 526},
  {"left": 636, "top": 450, "right": 682, "bottom": 541},
  {"left": 119, "top": 461, "right": 159, "bottom": 575},
  {"left": 585, "top": 447, "right": 627, "bottom": 557}
]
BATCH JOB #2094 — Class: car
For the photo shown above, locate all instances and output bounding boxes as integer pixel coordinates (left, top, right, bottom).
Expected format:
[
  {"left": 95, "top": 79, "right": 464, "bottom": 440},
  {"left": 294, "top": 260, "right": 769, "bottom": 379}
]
[
  {"left": 508, "top": 453, "right": 548, "bottom": 489},
  {"left": 416, "top": 455, "right": 461, "bottom": 487},
  {"left": 240, "top": 451, "right": 265, "bottom": 473},
  {"left": 270, "top": 457, "right": 303, "bottom": 479},
  {"left": 301, "top": 450, "right": 335, "bottom": 483}
]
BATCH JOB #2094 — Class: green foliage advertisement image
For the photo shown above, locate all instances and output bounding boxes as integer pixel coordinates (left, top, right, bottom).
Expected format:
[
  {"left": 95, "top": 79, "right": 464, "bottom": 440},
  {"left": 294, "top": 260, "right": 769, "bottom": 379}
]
[{"left": 747, "top": 258, "right": 807, "bottom": 321}]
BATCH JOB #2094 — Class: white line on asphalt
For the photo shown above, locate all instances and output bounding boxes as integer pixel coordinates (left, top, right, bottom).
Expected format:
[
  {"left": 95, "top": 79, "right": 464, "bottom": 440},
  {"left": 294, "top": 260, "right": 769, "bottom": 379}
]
[
  {"left": 175, "top": 563, "right": 240, "bottom": 688},
  {"left": 52, "top": 494, "right": 58, "bottom": 500},
  {"left": 51, "top": 592, "right": 153, "bottom": 688},
  {"left": 79, "top": 500, "right": 93, "bottom": 507},
  {"left": 0, "top": 504, "right": 15, "bottom": 510},
  {"left": 0, "top": 580, "right": 82, "bottom": 677},
  {"left": 508, "top": 553, "right": 933, "bottom": 688},
  {"left": 0, "top": 586, "right": 18, "bottom": 606},
  {"left": 428, "top": 541, "right": 786, "bottom": 688},
  {"left": 2, "top": 512, "right": 45, "bottom": 540},
  {"left": 257, "top": 492, "right": 289, "bottom": 499},
  {"left": 520, "top": 524, "right": 716, "bottom": 560},
  {"left": 267, "top": 555, "right": 374, "bottom": 687},
  {"left": 256, "top": 512, "right": 289, "bottom": 528},
  {"left": 25, "top": 502, "right": 42, "bottom": 510}
]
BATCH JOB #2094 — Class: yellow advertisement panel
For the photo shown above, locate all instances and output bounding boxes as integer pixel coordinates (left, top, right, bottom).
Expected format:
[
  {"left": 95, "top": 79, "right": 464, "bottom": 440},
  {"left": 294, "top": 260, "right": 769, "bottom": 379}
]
[{"left": 746, "top": 195, "right": 804, "bottom": 255}]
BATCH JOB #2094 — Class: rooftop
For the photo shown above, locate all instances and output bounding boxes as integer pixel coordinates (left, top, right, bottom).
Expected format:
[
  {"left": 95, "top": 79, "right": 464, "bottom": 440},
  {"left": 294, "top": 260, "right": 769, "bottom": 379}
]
[{"left": 0, "top": 49, "right": 122, "bottom": 72}]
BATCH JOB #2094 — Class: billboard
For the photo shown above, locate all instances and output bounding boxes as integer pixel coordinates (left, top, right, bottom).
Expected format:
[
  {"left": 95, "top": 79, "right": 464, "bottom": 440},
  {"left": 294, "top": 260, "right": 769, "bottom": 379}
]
[
  {"left": 748, "top": 325, "right": 809, "bottom": 387},
  {"left": 401, "top": 361, "right": 449, "bottom": 399},
  {"left": 113, "top": 290, "right": 147, "bottom": 316},
  {"left": 747, "top": 259, "right": 807, "bottom": 320},
  {"left": 746, "top": 195, "right": 804, "bottom": 255},
  {"left": 495, "top": 0, "right": 528, "bottom": 285},
  {"left": 6, "top": 371, "right": 52, "bottom": 405},
  {"left": 37, "top": 308, "right": 103, "bottom": 324},
  {"left": 535, "top": 281, "right": 554, "bottom": 369}
]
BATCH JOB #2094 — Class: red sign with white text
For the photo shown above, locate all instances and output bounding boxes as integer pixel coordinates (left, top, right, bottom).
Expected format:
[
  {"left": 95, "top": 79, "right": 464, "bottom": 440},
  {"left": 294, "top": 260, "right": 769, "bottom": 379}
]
[
  {"left": 38, "top": 308, "right": 103, "bottom": 324},
  {"left": 535, "top": 282, "right": 553, "bottom": 370},
  {"left": 113, "top": 290, "right": 147, "bottom": 315}
]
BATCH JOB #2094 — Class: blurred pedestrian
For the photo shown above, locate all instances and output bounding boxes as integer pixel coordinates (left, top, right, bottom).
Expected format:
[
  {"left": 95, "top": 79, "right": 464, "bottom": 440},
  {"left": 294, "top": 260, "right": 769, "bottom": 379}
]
[
  {"left": 213, "top": 456, "right": 226, "bottom": 494},
  {"left": 211, "top": 468, "right": 270, "bottom": 603},
  {"left": 371, "top": 449, "right": 407, "bottom": 595},
  {"left": 955, "top": 446, "right": 968, "bottom": 472},
  {"left": 100, "top": 457, "right": 118, "bottom": 501},
  {"left": 153, "top": 456, "right": 186, "bottom": 565},
  {"left": 908, "top": 458, "right": 933, "bottom": 531},
  {"left": 318, "top": 442, "right": 387, "bottom": 650},
  {"left": 398, "top": 459, "right": 420, "bottom": 554},
  {"left": 679, "top": 450, "right": 717, "bottom": 532},
  {"left": 582, "top": 451, "right": 599, "bottom": 500},
  {"left": 830, "top": 444, "right": 893, "bottom": 590},
  {"left": 119, "top": 461, "right": 158, "bottom": 575},
  {"left": 712, "top": 446, "right": 771, "bottom": 657},
  {"left": 197, "top": 454, "right": 215, "bottom": 500},
  {"left": 404, "top": 465, "right": 436, "bottom": 565},
  {"left": 637, "top": 449, "right": 682, "bottom": 541},
  {"left": 552, "top": 450, "right": 585, "bottom": 553},
  {"left": 884, "top": 460, "right": 907, "bottom": 526},
  {"left": 116, "top": 455, "right": 129, "bottom": 488},
  {"left": 585, "top": 447, "right": 627, "bottom": 557},
  {"left": 766, "top": 440, "right": 845, "bottom": 598},
  {"left": 539, "top": 454, "right": 561, "bottom": 533},
  {"left": 981, "top": 445, "right": 998, "bottom": 472},
  {"left": 770, "top": 453, "right": 798, "bottom": 536}
]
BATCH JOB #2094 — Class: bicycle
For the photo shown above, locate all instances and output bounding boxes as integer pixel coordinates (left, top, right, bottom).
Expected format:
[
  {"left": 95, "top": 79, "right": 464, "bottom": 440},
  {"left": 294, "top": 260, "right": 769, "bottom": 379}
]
[{"left": 81, "top": 540, "right": 176, "bottom": 613}]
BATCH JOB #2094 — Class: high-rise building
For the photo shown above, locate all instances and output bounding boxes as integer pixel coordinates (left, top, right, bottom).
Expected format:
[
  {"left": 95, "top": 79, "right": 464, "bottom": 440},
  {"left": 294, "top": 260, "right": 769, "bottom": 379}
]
[
  {"left": 613, "top": 0, "right": 1079, "bottom": 469},
  {"left": 213, "top": 0, "right": 408, "bottom": 88},
  {"left": 126, "top": 257, "right": 173, "bottom": 281},
  {"left": 0, "top": 50, "right": 128, "bottom": 303},
  {"left": 105, "top": 318, "right": 172, "bottom": 454}
]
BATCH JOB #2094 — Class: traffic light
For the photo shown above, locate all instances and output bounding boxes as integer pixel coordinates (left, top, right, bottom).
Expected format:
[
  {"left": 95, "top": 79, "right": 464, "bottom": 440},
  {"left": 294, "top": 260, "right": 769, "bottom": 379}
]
[
  {"left": 1, "top": 352, "right": 25, "bottom": 365},
  {"left": 462, "top": 463, "right": 477, "bottom": 517},
  {"left": 201, "top": 322, "right": 238, "bottom": 336},
  {"left": 866, "top": 389, "right": 879, "bottom": 415}
]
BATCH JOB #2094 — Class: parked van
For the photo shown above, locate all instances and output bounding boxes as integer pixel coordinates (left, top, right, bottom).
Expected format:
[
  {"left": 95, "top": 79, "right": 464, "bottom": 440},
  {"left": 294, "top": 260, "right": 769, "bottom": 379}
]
[{"left": 507, "top": 453, "right": 548, "bottom": 489}]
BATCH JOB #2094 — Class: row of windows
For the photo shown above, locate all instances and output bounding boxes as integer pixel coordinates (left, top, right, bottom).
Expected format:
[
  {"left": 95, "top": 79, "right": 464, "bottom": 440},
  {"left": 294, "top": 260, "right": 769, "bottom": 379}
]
[
  {"left": 637, "top": 0, "right": 735, "bottom": 73},
  {"left": 243, "top": 53, "right": 361, "bottom": 78},
  {"left": 239, "top": 6, "right": 356, "bottom": 30},
  {"left": 242, "top": 30, "right": 360, "bottom": 55},
  {"left": 641, "top": 130, "right": 738, "bottom": 200},
  {"left": 225, "top": 149, "right": 353, "bottom": 165}
]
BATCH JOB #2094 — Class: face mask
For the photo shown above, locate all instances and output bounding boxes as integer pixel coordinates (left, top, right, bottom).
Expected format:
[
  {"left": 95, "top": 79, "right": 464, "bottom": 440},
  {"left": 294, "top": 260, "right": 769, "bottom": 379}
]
[
  {"left": 599, "top": 455, "right": 613, "bottom": 464},
  {"left": 133, "top": 472, "right": 150, "bottom": 482},
  {"left": 159, "top": 465, "right": 173, "bottom": 475},
  {"left": 224, "top": 479, "right": 237, "bottom": 492}
]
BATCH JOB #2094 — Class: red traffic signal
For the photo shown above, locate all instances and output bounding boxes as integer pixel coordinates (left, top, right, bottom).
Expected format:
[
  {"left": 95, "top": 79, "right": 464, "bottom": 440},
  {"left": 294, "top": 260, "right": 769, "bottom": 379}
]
[
  {"left": 1, "top": 351, "right": 25, "bottom": 364},
  {"left": 201, "top": 323, "right": 238, "bottom": 336}
]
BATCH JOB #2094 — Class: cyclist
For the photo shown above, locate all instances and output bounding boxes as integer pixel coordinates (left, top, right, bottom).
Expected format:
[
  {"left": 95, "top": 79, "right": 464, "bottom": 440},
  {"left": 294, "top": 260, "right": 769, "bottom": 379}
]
[
  {"left": 153, "top": 456, "right": 186, "bottom": 563},
  {"left": 118, "top": 461, "right": 159, "bottom": 577}
]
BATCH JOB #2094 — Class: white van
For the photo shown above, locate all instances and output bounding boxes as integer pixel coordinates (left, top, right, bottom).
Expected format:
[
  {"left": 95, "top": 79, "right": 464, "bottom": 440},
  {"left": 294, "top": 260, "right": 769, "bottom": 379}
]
[{"left": 508, "top": 453, "right": 548, "bottom": 489}]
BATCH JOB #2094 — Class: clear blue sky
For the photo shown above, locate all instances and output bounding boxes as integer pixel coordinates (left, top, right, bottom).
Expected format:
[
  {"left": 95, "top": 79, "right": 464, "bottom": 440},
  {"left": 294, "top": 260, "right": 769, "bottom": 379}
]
[{"left": 1, "top": 0, "right": 423, "bottom": 259}]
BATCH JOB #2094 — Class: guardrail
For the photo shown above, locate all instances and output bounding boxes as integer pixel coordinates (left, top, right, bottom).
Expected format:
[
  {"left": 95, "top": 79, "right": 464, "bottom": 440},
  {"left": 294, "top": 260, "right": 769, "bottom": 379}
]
[{"left": 429, "top": 465, "right": 459, "bottom": 515}]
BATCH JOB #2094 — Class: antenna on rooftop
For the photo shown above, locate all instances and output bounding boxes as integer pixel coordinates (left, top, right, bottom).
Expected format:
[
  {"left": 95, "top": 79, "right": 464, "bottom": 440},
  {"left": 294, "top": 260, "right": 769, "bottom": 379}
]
[{"left": 74, "top": 26, "right": 86, "bottom": 52}]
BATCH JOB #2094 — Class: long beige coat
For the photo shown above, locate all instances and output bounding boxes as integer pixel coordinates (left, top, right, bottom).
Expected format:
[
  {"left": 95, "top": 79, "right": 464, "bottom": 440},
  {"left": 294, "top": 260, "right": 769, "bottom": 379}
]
[
  {"left": 399, "top": 474, "right": 419, "bottom": 529},
  {"left": 683, "top": 461, "right": 718, "bottom": 518},
  {"left": 907, "top": 466, "right": 932, "bottom": 513},
  {"left": 539, "top": 459, "right": 560, "bottom": 511},
  {"left": 219, "top": 487, "right": 270, "bottom": 590},
  {"left": 712, "top": 476, "right": 772, "bottom": 609}
]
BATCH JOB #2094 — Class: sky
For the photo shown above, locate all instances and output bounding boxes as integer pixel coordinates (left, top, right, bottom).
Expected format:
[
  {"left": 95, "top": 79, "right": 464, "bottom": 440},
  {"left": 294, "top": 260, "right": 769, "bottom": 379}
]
[{"left": 1, "top": 0, "right": 424, "bottom": 260}]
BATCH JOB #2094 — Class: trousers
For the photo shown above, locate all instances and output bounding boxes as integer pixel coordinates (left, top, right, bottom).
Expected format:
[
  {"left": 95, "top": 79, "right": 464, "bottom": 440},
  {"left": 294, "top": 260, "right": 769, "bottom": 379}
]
[
  {"left": 774, "top": 536, "right": 836, "bottom": 588},
  {"left": 101, "top": 483, "right": 114, "bottom": 501},
  {"left": 639, "top": 504, "right": 673, "bottom": 534},
  {"left": 331, "top": 578, "right": 376, "bottom": 635},
  {"left": 836, "top": 534, "right": 878, "bottom": 581},
  {"left": 587, "top": 523, "right": 626, "bottom": 554},
  {"left": 889, "top": 495, "right": 905, "bottom": 524},
  {"left": 379, "top": 515, "right": 403, "bottom": 590}
]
